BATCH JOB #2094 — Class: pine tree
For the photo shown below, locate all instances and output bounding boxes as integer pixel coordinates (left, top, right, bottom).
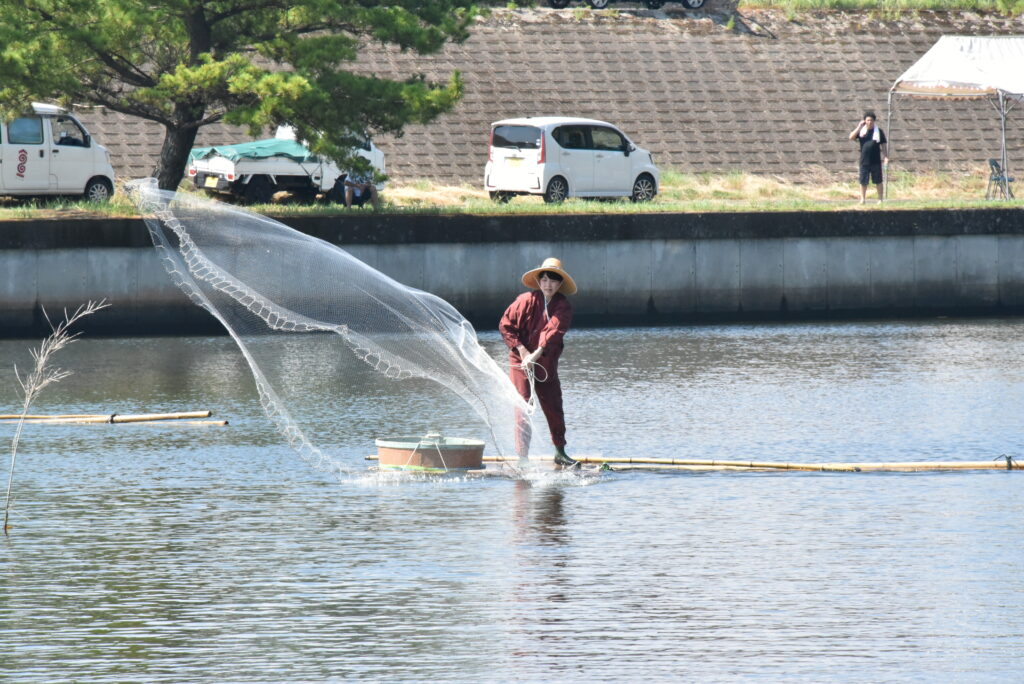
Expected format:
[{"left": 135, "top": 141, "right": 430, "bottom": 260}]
[{"left": 0, "top": 1, "right": 478, "bottom": 189}]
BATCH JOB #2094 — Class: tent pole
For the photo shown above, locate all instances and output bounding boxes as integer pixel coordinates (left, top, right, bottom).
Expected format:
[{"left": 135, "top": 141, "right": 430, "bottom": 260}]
[
  {"left": 886, "top": 89, "right": 895, "bottom": 200},
  {"left": 999, "top": 90, "right": 1010, "bottom": 199}
]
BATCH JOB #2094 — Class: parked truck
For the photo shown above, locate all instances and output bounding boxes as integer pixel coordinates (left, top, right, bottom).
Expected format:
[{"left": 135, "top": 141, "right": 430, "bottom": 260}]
[
  {"left": 0, "top": 102, "right": 116, "bottom": 201},
  {"left": 187, "top": 127, "right": 385, "bottom": 204}
]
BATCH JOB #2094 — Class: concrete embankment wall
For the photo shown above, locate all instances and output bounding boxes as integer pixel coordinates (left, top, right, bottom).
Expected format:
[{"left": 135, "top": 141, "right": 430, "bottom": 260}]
[{"left": 2, "top": 209, "right": 1024, "bottom": 337}]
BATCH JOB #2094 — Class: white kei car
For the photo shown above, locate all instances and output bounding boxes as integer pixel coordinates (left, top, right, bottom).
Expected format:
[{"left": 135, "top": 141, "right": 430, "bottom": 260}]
[
  {"left": 0, "top": 103, "right": 115, "bottom": 201},
  {"left": 483, "top": 116, "right": 659, "bottom": 203}
]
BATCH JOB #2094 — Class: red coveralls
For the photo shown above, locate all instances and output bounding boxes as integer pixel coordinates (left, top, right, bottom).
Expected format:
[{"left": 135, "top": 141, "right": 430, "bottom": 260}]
[{"left": 499, "top": 290, "right": 573, "bottom": 455}]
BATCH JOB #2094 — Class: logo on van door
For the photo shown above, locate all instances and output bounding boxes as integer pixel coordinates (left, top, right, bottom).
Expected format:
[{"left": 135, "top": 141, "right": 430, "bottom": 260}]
[{"left": 16, "top": 149, "right": 28, "bottom": 178}]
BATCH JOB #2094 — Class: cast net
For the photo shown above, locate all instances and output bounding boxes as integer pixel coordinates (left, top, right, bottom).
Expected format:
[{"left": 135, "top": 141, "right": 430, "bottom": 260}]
[{"left": 129, "top": 179, "right": 534, "bottom": 475}]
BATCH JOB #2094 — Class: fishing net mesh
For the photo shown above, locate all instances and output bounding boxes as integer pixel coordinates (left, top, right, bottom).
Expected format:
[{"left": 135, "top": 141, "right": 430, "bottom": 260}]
[{"left": 129, "top": 179, "right": 534, "bottom": 474}]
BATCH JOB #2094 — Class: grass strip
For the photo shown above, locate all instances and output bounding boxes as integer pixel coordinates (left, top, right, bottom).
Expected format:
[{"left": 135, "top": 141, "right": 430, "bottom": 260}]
[{"left": 0, "top": 168, "right": 1019, "bottom": 221}]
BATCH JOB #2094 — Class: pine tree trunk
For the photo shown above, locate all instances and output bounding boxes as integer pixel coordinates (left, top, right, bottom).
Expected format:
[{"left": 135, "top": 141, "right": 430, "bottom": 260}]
[{"left": 154, "top": 107, "right": 203, "bottom": 191}]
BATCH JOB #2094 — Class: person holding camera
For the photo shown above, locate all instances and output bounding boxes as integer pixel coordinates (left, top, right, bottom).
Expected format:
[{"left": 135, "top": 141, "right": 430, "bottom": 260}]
[{"left": 849, "top": 110, "right": 889, "bottom": 204}]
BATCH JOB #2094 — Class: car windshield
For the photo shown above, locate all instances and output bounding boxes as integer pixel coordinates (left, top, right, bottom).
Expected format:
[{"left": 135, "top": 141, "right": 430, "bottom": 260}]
[{"left": 491, "top": 125, "right": 541, "bottom": 150}]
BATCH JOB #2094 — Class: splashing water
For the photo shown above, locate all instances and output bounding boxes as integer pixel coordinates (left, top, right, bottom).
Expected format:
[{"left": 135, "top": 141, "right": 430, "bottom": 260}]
[{"left": 128, "top": 179, "right": 538, "bottom": 476}]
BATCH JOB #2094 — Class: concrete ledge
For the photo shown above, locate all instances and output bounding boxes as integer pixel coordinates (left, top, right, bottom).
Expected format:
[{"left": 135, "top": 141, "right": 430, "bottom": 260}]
[
  {"left": 3, "top": 209, "right": 1024, "bottom": 337},
  {"left": 2, "top": 208, "right": 1024, "bottom": 249}
]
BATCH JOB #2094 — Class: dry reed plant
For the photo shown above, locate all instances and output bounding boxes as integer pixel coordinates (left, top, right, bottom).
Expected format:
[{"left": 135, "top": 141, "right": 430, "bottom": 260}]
[{"left": 4, "top": 300, "right": 109, "bottom": 535}]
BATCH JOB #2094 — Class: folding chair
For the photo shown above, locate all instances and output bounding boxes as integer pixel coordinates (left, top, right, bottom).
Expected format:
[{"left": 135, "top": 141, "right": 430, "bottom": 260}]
[{"left": 986, "top": 158, "right": 1015, "bottom": 200}]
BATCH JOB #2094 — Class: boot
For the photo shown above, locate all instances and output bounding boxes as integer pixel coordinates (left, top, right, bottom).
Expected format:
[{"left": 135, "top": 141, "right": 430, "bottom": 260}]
[{"left": 553, "top": 446, "right": 580, "bottom": 469}]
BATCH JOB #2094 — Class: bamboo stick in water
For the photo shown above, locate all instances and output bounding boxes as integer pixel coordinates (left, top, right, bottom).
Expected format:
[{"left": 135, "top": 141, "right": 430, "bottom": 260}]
[
  {"left": 365, "top": 454, "right": 1018, "bottom": 471},
  {"left": 134, "top": 419, "right": 229, "bottom": 427},
  {"left": 0, "top": 414, "right": 107, "bottom": 420},
  {"left": 0, "top": 411, "right": 215, "bottom": 424},
  {"left": 9, "top": 418, "right": 227, "bottom": 426},
  {"left": 570, "top": 456, "right": 1014, "bottom": 471}
]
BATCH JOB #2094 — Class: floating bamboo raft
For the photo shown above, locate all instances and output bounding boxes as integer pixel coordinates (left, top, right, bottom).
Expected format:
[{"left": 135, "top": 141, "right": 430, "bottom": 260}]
[
  {"left": 366, "top": 454, "right": 1019, "bottom": 472},
  {"left": 0, "top": 411, "right": 227, "bottom": 426}
]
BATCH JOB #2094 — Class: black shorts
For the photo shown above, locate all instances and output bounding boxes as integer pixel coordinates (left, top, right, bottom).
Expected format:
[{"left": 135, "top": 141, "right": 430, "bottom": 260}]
[
  {"left": 349, "top": 190, "right": 369, "bottom": 207},
  {"left": 859, "top": 163, "right": 883, "bottom": 185}
]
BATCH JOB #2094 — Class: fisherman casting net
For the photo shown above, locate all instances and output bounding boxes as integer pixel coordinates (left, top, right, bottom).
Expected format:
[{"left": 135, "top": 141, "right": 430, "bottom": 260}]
[{"left": 129, "top": 179, "right": 535, "bottom": 474}]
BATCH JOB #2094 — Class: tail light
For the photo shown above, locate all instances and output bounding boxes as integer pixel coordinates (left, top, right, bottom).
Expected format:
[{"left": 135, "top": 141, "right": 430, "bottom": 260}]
[
  {"left": 538, "top": 132, "right": 545, "bottom": 165},
  {"left": 187, "top": 165, "right": 196, "bottom": 177}
]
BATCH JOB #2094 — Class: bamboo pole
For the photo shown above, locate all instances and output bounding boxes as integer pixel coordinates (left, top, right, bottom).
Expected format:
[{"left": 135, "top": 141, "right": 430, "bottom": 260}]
[
  {"left": 586, "top": 462, "right": 1007, "bottom": 473},
  {"left": 0, "top": 411, "right": 213, "bottom": 424},
  {"left": 0, "top": 414, "right": 107, "bottom": 420},
  {"left": 570, "top": 456, "right": 1015, "bottom": 471},
  {"left": 3, "top": 413, "right": 228, "bottom": 423},
  {"left": 135, "top": 420, "right": 229, "bottom": 427},
  {"left": 591, "top": 463, "right": 781, "bottom": 472},
  {"left": 365, "top": 455, "right": 1018, "bottom": 471},
  {"left": 3, "top": 417, "right": 116, "bottom": 424},
  {"left": 109, "top": 412, "right": 213, "bottom": 423}
]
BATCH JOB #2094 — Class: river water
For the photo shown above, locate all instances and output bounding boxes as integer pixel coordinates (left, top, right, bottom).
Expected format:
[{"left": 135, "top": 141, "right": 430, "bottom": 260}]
[{"left": 1, "top": 320, "right": 1022, "bottom": 682}]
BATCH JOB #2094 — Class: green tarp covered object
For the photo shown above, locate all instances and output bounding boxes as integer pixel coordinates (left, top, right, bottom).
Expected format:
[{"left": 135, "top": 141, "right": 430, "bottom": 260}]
[{"left": 189, "top": 138, "right": 319, "bottom": 164}]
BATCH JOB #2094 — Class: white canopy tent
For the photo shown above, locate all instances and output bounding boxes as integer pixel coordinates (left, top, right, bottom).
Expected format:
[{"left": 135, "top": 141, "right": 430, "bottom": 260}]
[{"left": 888, "top": 35, "right": 1024, "bottom": 199}]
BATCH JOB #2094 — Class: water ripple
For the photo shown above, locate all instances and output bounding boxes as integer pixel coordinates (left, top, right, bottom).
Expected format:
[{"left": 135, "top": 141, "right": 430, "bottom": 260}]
[{"left": 2, "top": 321, "right": 1023, "bottom": 681}]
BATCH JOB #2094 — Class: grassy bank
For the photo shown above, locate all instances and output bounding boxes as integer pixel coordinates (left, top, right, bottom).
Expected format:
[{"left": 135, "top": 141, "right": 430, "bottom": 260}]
[
  {"left": 376, "top": 168, "right": 1022, "bottom": 213},
  {"left": 0, "top": 168, "right": 1019, "bottom": 221},
  {"left": 740, "top": 0, "right": 1024, "bottom": 12}
]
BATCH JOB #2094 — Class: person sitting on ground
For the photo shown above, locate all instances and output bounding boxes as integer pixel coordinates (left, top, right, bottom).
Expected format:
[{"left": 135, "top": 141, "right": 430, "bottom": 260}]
[{"left": 343, "top": 171, "right": 381, "bottom": 211}]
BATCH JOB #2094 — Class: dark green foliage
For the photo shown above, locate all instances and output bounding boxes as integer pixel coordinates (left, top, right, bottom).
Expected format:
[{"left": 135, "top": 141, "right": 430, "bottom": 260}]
[{"left": 0, "top": 1, "right": 479, "bottom": 189}]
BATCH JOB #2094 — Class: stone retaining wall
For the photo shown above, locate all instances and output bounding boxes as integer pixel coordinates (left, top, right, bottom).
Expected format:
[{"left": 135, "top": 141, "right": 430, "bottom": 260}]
[{"left": 76, "top": 8, "right": 1024, "bottom": 184}]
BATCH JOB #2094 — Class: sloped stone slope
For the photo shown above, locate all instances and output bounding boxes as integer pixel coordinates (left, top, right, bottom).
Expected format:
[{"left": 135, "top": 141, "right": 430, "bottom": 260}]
[{"left": 78, "top": 8, "right": 1024, "bottom": 184}]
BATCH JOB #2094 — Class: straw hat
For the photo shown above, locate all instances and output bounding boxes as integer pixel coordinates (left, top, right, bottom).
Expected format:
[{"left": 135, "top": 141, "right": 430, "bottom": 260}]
[{"left": 521, "top": 257, "right": 577, "bottom": 295}]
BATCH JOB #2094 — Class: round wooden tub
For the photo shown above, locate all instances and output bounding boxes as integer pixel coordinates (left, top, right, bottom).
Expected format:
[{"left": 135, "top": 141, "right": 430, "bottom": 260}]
[{"left": 375, "top": 434, "right": 485, "bottom": 472}]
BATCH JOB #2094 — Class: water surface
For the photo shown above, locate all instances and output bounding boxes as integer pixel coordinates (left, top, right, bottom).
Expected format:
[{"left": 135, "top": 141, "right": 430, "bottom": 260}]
[{"left": 1, "top": 320, "right": 1022, "bottom": 681}]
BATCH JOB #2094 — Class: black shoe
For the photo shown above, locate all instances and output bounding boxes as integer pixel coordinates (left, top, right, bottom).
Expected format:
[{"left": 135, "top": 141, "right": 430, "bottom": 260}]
[{"left": 553, "top": 448, "right": 580, "bottom": 469}]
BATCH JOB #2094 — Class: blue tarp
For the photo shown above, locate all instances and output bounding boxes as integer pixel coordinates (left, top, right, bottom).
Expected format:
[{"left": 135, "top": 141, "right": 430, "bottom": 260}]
[{"left": 189, "top": 138, "right": 318, "bottom": 163}]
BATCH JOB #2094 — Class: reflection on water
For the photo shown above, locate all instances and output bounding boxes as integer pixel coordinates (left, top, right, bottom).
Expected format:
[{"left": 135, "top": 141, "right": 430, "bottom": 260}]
[{"left": 1, "top": 319, "right": 1023, "bottom": 681}]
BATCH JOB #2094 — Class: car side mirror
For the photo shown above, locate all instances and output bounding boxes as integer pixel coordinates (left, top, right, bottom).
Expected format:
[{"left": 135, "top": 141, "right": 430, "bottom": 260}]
[
  {"left": 84, "top": 134, "right": 91, "bottom": 147},
  {"left": 623, "top": 144, "right": 631, "bottom": 157}
]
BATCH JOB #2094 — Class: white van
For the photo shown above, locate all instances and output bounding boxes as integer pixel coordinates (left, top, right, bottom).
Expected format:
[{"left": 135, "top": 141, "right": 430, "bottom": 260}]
[
  {"left": 0, "top": 103, "right": 115, "bottom": 201},
  {"left": 484, "top": 116, "right": 659, "bottom": 203}
]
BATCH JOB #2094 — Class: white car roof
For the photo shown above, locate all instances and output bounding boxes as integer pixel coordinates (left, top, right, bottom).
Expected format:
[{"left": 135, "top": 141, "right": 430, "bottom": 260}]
[
  {"left": 490, "top": 116, "right": 617, "bottom": 128},
  {"left": 275, "top": 125, "right": 298, "bottom": 140},
  {"left": 31, "top": 102, "right": 67, "bottom": 117}
]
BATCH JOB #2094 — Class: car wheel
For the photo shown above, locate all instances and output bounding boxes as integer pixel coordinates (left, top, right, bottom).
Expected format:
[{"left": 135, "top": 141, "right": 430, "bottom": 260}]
[
  {"left": 548, "top": 0, "right": 570, "bottom": 7},
  {"left": 588, "top": 0, "right": 611, "bottom": 8},
  {"left": 83, "top": 177, "right": 113, "bottom": 202},
  {"left": 243, "top": 176, "right": 274, "bottom": 204},
  {"left": 630, "top": 174, "right": 657, "bottom": 202},
  {"left": 543, "top": 177, "right": 569, "bottom": 204},
  {"left": 489, "top": 191, "right": 513, "bottom": 204},
  {"left": 645, "top": 0, "right": 665, "bottom": 7},
  {"left": 682, "top": 0, "right": 706, "bottom": 7}
]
